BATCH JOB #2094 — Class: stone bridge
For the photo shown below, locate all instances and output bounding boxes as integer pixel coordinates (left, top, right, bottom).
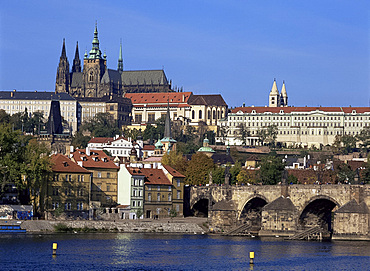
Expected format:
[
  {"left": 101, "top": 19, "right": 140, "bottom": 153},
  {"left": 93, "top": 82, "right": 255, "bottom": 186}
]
[{"left": 189, "top": 184, "right": 370, "bottom": 240}]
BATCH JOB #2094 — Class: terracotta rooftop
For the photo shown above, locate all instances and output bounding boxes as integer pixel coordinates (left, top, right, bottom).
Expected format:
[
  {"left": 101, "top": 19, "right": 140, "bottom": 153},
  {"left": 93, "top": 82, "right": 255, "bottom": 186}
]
[
  {"left": 124, "top": 92, "right": 192, "bottom": 105},
  {"left": 71, "top": 149, "right": 119, "bottom": 170},
  {"left": 51, "top": 154, "right": 90, "bottom": 174},
  {"left": 231, "top": 106, "right": 370, "bottom": 114},
  {"left": 162, "top": 165, "right": 185, "bottom": 178},
  {"left": 143, "top": 145, "right": 155, "bottom": 151},
  {"left": 141, "top": 168, "right": 172, "bottom": 185}
]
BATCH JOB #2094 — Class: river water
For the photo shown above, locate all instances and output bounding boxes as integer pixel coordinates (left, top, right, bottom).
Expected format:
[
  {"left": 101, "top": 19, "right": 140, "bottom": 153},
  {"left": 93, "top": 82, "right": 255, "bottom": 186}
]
[{"left": 1, "top": 233, "right": 369, "bottom": 270}]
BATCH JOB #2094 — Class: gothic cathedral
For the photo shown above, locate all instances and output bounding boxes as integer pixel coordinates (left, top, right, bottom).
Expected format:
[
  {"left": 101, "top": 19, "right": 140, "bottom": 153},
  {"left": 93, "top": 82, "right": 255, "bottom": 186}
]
[{"left": 55, "top": 24, "right": 172, "bottom": 98}]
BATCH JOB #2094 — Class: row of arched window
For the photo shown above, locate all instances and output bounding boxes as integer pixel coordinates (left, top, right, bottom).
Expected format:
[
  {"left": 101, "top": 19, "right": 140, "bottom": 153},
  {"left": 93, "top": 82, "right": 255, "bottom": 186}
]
[{"left": 191, "top": 108, "right": 224, "bottom": 120}]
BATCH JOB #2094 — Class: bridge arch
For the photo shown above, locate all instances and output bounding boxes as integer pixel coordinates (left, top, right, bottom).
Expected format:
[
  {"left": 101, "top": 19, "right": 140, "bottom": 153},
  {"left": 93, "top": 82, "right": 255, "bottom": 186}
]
[
  {"left": 299, "top": 195, "right": 340, "bottom": 233},
  {"left": 190, "top": 196, "right": 210, "bottom": 217},
  {"left": 238, "top": 194, "right": 268, "bottom": 228}
]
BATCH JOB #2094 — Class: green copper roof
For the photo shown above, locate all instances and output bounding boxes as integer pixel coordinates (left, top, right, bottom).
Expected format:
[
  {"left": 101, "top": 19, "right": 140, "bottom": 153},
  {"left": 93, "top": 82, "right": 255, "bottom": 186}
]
[
  {"left": 197, "top": 146, "right": 215, "bottom": 153},
  {"left": 155, "top": 139, "right": 163, "bottom": 149}
]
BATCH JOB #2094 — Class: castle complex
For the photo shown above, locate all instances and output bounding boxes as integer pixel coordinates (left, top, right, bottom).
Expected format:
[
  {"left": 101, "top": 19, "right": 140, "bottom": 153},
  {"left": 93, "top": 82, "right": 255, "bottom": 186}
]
[{"left": 55, "top": 24, "right": 172, "bottom": 98}]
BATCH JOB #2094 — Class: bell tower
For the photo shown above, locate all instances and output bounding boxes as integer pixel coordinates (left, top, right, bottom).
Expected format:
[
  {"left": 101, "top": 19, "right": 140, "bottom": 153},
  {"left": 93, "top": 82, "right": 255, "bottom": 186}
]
[
  {"left": 269, "top": 79, "right": 280, "bottom": 107},
  {"left": 82, "top": 23, "right": 107, "bottom": 97}
]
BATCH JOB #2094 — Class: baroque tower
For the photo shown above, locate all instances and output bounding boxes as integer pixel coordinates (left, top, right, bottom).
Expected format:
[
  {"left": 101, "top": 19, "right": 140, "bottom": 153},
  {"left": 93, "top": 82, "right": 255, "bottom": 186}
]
[
  {"left": 269, "top": 79, "right": 279, "bottom": 107},
  {"left": 82, "top": 23, "right": 107, "bottom": 97},
  {"left": 280, "top": 81, "right": 288, "bottom": 107},
  {"left": 55, "top": 39, "right": 70, "bottom": 93}
]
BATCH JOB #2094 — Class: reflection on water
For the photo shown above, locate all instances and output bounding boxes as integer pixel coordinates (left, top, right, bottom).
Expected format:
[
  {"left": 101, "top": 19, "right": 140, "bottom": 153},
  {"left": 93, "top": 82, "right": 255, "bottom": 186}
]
[{"left": 0, "top": 233, "right": 369, "bottom": 270}]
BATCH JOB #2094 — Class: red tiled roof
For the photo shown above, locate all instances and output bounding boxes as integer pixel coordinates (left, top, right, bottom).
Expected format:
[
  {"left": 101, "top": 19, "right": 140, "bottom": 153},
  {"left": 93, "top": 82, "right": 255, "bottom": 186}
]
[
  {"left": 143, "top": 145, "right": 155, "bottom": 151},
  {"left": 126, "top": 167, "right": 146, "bottom": 176},
  {"left": 231, "top": 106, "right": 370, "bottom": 114},
  {"left": 141, "top": 168, "right": 172, "bottom": 185},
  {"left": 71, "top": 149, "right": 119, "bottom": 170},
  {"left": 51, "top": 154, "right": 91, "bottom": 174},
  {"left": 88, "top": 137, "right": 113, "bottom": 144},
  {"left": 347, "top": 160, "right": 366, "bottom": 171},
  {"left": 162, "top": 165, "right": 185, "bottom": 178},
  {"left": 124, "top": 92, "right": 193, "bottom": 105}
]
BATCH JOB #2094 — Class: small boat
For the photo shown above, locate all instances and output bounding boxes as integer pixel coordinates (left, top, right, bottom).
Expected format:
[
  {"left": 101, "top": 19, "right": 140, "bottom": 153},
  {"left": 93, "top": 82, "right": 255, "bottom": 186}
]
[{"left": 0, "top": 221, "right": 26, "bottom": 233}]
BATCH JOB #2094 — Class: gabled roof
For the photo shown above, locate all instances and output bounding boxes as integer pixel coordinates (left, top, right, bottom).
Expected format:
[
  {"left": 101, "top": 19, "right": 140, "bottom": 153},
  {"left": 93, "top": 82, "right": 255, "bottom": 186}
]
[
  {"left": 124, "top": 92, "right": 192, "bottom": 105},
  {"left": 88, "top": 137, "right": 113, "bottom": 144},
  {"left": 51, "top": 154, "right": 90, "bottom": 174},
  {"left": 0, "top": 91, "right": 75, "bottom": 101},
  {"left": 188, "top": 94, "right": 227, "bottom": 106},
  {"left": 143, "top": 145, "right": 155, "bottom": 151},
  {"left": 71, "top": 149, "right": 119, "bottom": 169},
  {"left": 162, "top": 165, "right": 185, "bottom": 178},
  {"left": 141, "top": 168, "right": 172, "bottom": 185},
  {"left": 126, "top": 167, "right": 146, "bottom": 176},
  {"left": 101, "top": 69, "right": 122, "bottom": 84},
  {"left": 121, "top": 70, "right": 169, "bottom": 85},
  {"left": 231, "top": 106, "right": 370, "bottom": 114},
  {"left": 263, "top": 196, "right": 296, "bottom": 211},
  {"left": 335, "top": 200, "right": 369, "bottom": 214}
]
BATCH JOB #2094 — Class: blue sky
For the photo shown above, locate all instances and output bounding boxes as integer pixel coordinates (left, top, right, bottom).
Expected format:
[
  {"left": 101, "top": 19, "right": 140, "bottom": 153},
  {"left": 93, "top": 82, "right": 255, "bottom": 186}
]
[{"left": 1, "top": 1, "right": 369, "bottom": 107}]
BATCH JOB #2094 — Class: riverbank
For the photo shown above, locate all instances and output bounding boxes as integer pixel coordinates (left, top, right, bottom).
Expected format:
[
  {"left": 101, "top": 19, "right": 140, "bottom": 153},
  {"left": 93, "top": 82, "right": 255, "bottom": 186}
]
[{"left": 19, "top": 217, "right": 208, "bottom": 234}]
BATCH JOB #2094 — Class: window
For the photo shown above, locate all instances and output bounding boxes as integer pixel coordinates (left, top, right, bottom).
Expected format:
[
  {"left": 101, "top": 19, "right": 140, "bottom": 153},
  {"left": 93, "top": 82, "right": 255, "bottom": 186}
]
[
  {"left": 65, "top": 202, "right": 71, "bottom": 210},
  {"left": 97, "top": 172, "right": 102, "bottom": 178},
  {"left": 107, "top": 173, "right": 111, "bottom": 178},
  {"left": 52, "top": 187, "right": 59, "bottom": 196},
  {"left": 135, "top": 114, "right": 142, "bottom": 123},
  {"left": 168, "top": 186, "right": 172, "bottom": 191},
  {"left": 132, "top": 201, "right": 136, "bottom": 207},
  {"left": 148, "top": 113, "right": 155, "bottom": 123},
  {"left": 177, "top": 179, "right": 180, "bottom": 187},
  {"left": 107, "top": 185, "right": 110, "bottom": 192},
  {"left": 89, "top": 71, "right": 94, "bottom": 82},
  {"left": 177, "top": 190, "right": 181, "bottom": 199},
  {"left": 199, "top": 110, "right": 202, "bottom": 119},
  {"left": 168, "top": 194, "right": 172, "bottom": 202},
  {"left": 157, "top": 193, "right": 161, "bottom": 202},
  {"left": 77, "top": 202, "right": 83, "bottom": 210},
  {"left": 192, "top": 110, "right": 195, "bottom": 119},
  {"left": 157, "top": 186, "right": 160, "bottom": 191},
  {"left": 148, "top": 193, "right": 151, "bottom": 202},
  {"left": 176, "top": 204, "right": 180, "bottom": 212}
]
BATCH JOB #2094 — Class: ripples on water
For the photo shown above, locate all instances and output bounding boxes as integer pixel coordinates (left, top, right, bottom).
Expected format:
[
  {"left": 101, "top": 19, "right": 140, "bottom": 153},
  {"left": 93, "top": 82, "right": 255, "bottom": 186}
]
[{"left": 0, "top": 233, "right": 369, "bottom": 270}]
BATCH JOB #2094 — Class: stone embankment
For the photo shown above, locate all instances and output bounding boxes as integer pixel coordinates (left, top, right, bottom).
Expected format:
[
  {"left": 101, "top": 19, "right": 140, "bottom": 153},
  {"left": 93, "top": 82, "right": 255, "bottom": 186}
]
[{"left": 21, "top": 218, "right": 207, "bottom": 234}]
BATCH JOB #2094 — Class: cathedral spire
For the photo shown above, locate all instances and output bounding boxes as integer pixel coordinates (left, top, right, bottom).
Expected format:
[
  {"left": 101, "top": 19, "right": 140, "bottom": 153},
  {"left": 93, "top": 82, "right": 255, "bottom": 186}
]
[
  {"left": 72, "top": 41, "right": 81, "bottom": 72},
  {"left": 61, "top": 38, "right": 67, "bottom": 59},
  {"left": 164, "top": 97, "right": 171, "bottom": 139},
  {"left": 89, "top": 22, "right": 102, "bottom": 59},
  {"left": 118, "top": 40, "right": 123, "bottom": 72}
]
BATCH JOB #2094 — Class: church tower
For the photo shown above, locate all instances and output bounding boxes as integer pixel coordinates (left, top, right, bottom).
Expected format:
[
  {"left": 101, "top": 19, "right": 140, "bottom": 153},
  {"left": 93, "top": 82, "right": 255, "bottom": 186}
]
[
  {"left": 55, "top": 39, "right": 70, "bottom": 93},
  {"left": 117, "top": 41, "right": 123, "bottom": 72},
  {"left": 280, "top": 81, "right": 288, "bottom": 107},
  {"left": 269, "top": 79, "right": 280, "bottom": 107},
  {"left": 82, "top": 23, "right": 107, "bottom": 97},
  {"left": 72, "top": 42, "right": 81, "bottom": 73}
]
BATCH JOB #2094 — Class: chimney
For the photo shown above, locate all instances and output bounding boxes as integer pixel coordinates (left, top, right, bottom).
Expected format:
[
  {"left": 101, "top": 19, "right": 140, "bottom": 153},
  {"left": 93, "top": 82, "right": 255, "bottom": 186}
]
[
  {"left": 86, "top": 147, "right": 90, "bottom": 156},
  {"left": 182, "top": 94, "right": 185, "bottom": 102}
]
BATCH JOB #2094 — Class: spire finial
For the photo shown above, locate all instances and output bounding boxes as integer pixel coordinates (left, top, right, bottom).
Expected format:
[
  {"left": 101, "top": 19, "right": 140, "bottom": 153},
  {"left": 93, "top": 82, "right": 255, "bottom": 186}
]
[
  {"left": 118, "top": 39, "right": 123, "bottom": 72},
  {"left": 61, "top": 38, "right": 67, "bottom": 58}
]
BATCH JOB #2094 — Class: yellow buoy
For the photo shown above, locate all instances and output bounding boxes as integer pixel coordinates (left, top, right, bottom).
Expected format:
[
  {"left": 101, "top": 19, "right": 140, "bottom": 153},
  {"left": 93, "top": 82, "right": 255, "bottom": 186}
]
[
  {"left": 52, "top": 243, "right": 58, "bottom": 255},
  {"left": 249, "top": 251, "right": 254, "bottom": 264}
]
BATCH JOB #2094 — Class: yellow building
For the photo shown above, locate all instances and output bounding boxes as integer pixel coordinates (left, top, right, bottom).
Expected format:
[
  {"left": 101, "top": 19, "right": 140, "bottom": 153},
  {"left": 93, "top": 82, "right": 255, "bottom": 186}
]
[
  {"left": 71, "top": 148, "right": 119, "bottom": 207},
  {"left": 46, "top": 154, "right": 91, "bottom": 219}
]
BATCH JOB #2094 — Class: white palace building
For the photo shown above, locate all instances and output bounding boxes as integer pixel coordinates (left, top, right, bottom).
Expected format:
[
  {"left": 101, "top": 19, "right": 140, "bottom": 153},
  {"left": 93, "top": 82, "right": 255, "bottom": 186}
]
[{"left": 218, "top": 80, "right": 370, "bottom": 148}]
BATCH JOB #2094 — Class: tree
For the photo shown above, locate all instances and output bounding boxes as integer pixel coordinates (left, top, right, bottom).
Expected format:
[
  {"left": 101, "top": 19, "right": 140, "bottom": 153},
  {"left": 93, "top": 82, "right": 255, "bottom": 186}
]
[
  {"left": 161, "top": 151, "right": 187, "bottom": 174},
  {"left": 23, "top": 139, "right": 52, "bottom": 215},
  {"left": 229, "top": 162, "right": 242, "bottom": 185},
  {"left": 334, "top": 162, "right": 355, "bottom": 184},
  {"left": 211, "top": 166, "right": 225, "bottom": 184},
  {"left": 237, "top": 123, "right": 250, "bottom": 145},
  {"left": 236, "top": 168, "right": 259, "bottom": 184},
  {"left": 357, "top": 127, "right": 370, "bottom": 153},
  {"left": 0, "top": 109, "right": 10, "bottom": 124},
  {"left": 258, "top": 155, "right": 285, "bottom": 185},
  {"left": 72, "top": 131, "right": 91, "bottom": 149},
  {"left": 185, "top": 153, "right": 215, "bottom": 185},
  {"left": 217, "top": 125, "right": 229, "bottom": 144},
  {"left": 82, "top": 112, "right": 121, "bottom": 137},
  {"left": 333, "top": 134, "right": 357, "bottom": 154},
  {"left": 257, "top": 125, "right": 278, "bottom": 147},
  {"left": 169, "top": 208, "right": 178, "bottom": 220}
]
